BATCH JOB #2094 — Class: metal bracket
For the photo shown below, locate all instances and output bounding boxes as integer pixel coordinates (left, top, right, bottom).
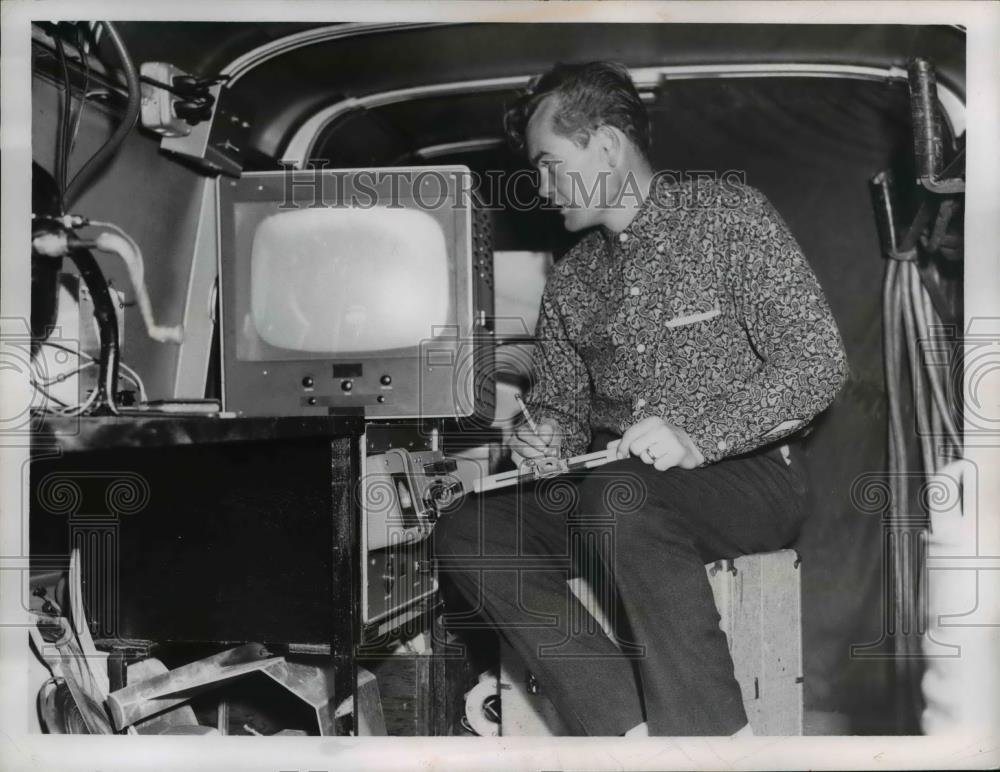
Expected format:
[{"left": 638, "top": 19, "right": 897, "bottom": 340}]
[
  {"left": 106, "top": 642, "right": 276, "bottom": 731},
  {"left": 526, "top": 456, "right": 571, "bottom": 480},
  {"left": 107, "top": 644, "right": 381, "bottom": 736},
  {"left": 919, "top": 176, "right": 965, "bottom": 195}
]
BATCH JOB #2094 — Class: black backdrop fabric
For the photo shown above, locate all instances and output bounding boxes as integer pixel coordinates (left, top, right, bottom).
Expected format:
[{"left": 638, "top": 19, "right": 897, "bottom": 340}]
[{"left": 646, "top": 76, "right": 918, "bottom": 732}]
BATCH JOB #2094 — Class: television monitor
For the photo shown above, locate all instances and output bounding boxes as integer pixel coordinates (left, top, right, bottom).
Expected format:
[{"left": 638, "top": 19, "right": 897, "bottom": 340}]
[{"left": 218, "top": 166, "right": 495, "bottom": 420}]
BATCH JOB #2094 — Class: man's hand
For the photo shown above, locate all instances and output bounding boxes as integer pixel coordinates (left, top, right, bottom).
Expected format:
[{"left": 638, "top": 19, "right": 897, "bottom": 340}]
[
  {"left": 509, "top": 419, "right": 562, "bottom": 467},
  {"left": 608, "top": 417, "right": 706, "bottom": 471}
]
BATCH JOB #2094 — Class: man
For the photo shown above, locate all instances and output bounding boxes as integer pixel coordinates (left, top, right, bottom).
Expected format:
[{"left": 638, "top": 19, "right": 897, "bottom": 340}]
[{"left": 434, "top": 62, "right": 847, "bottom": 736}]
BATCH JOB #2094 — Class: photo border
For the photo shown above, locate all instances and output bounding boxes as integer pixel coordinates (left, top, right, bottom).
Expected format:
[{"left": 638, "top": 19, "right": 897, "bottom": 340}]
[{"left": 2, "top": 2, "right": 997, "bottom": 770}]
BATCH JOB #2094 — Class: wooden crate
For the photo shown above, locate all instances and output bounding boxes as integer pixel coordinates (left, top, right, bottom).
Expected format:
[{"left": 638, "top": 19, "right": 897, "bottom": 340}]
[
  {"left": 708, "top": 549, "right": 803, "bottom": 735},
  {"left": 493, "top": 549, "right": 803, "bottom": 736}
]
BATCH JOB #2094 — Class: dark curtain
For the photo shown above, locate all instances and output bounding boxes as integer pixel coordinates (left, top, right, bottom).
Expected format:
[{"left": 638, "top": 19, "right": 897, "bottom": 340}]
[{"left": 647, "top": 76, "right": 921, "bottom": 732}]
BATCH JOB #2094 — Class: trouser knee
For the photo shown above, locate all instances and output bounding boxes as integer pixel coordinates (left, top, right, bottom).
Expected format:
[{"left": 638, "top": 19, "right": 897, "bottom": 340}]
[
  {"left": 432, "top": 496, "right": 481, "bottom": 557},
  {"left": 576, "top": 464, "right": 696, "bottom": 555}
]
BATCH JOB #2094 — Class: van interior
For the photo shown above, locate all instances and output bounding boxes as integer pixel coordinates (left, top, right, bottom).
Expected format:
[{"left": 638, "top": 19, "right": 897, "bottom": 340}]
[{"left": 20, "top": 20, "right": 972, "bottom": 739}]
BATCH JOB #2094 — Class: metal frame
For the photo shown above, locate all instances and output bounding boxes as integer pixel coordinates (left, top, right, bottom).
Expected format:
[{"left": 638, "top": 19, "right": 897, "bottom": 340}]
[{"left": 281, "top": 62, "right": 966, "bottom": 167}]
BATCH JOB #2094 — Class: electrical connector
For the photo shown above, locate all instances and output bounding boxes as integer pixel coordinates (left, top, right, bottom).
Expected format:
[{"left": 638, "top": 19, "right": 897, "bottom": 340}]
[
  {"left": 59, "top": 214, "right": 90, "bottom": 229},
  {"left": 32, "top": 231, "right": 70, "bottom": 258}
]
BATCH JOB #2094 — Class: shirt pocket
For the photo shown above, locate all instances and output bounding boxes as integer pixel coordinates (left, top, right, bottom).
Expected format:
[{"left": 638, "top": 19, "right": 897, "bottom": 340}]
[
  {"left": 657, "top": 304, "right": 731, "bottom": 397},
  {"left": 662, "top": 305, "right": 721, "bottom": 329}
]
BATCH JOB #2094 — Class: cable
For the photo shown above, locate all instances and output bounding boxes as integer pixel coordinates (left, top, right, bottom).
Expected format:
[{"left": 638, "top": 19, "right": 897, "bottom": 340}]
[
  {"left": 83, "top": 222, "right": 183, "bottom": 344},
  {"left": 64, "top": 22, "right": 140, "bottom": 209},
  {"left": 140, "top": 72, "right": 228, "bottom": 96},
  {"left": 53, "top": 34, "right": 73, "bottom": 212},
  {"left": 30, "top": 377, "right": 72, "bottom": 409},
  {"left": 29, "top": 288, "right": 151, "bottom": 414},
  {"left": 31, "top": 341, "right": 88, "bottom": 414},
  {"left": 68, "top": 25, "right": 93, "bottom": 165},
  {"left": 32, "top": 362, "right": 94, "bottom": 387},
  {"left": 886, "top": 264, "right": 918, "bottom": 703},
  {"left": 882, "top": 226, "right": 966, "bottom": 722},
  {"left": 900, "top": 264, "right": 935, "bottom": 476},
  {"left": 118, "top": 362, "right": 148, "bottom": 403},
  {"left": 32, "top": 378, "right": 99, "bottom": 417},
  {"left": 61, "top": 387, "right": 101, "bottom": 417},
  {"left": 29, "top": 347, "right": 102, "bottom": 415},
  {"left": 29, "top": 351, "right": 72, "bottom": 410},
  {"left": 35, "top": 340, "right": 97, "bottom": 387},
  {"left": 103, "top": 343, "right": 119, "bottom": 415},
  {"left": 913, "top": 274, "right": 961, "bottom": 454},
  {"left": 883, "top": 263, "right": 906, "bottom": 661},
  {"left": 85, "top": 220, "right": 140, "bottom": 261},
  {"left": 44, "top": 339, "right": 148, "bottom": 404},
  {"left": 45, "top": 340, "right": 97, "bottom": 363}
]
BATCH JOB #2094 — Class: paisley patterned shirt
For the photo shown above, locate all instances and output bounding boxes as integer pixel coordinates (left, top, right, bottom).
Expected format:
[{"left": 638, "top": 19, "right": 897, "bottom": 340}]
[{"left": 524, "top": 175, "right": 848, "bottom": 463}]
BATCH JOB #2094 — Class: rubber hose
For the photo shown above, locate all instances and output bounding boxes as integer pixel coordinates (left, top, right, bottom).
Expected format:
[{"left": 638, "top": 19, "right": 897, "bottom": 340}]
[{"left": 66, "top": 246, "right": 120, "bottom": 414}]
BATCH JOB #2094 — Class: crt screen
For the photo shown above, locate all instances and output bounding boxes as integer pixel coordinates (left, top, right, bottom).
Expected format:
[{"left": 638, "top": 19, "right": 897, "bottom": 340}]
[{"left": 238, "top": 206, "right": 455, "bottom": 358}]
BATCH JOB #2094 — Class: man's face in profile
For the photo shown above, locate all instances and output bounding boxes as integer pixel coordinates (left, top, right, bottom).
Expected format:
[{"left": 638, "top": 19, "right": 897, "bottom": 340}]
[{"left": 525, "top": 97, "right": 611, "bottom": 233}]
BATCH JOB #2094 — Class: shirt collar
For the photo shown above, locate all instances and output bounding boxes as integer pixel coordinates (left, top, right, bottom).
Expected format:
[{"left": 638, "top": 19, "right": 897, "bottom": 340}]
[{"left": 600, "top": 173, "right": 673, "bottom": 245}]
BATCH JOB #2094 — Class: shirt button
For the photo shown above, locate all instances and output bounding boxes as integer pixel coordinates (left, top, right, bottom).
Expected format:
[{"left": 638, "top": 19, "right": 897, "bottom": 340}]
[
  {"left": 636, "top": 398, "right": 647, "bottom": 408},
  {"left": 656, "top": 244, "right": 665, "bottom": 254},
  {"left": 619, "top": 232, "right": 629, "bottom": 243},
  {"left": 717, "top": 440, "right": 728, "bottom": 452},
  {"left": 636, "top": 343, "right": 646, "bottom": 353},
  {"left": 630, "top": 286, "right": 641, "bottom": 296}
]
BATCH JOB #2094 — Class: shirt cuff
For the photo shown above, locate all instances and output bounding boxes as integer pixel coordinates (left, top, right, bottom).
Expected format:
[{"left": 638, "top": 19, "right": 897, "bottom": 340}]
[
  {"left": 530, "top": 409, "right": 591, "bottom": 457},
  {"left": 685, "top": 413, "right": 742, "bottom": 465}
]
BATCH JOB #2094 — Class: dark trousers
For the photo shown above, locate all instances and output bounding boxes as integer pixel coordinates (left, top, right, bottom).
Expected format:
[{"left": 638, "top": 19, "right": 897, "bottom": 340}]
[{"left": 433, "top": 444, "right": 808, "bottom": 736}]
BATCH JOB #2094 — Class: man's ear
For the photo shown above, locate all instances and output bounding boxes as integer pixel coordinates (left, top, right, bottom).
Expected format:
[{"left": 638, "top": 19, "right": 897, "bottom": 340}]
[{"left": 596, "top": 125, "right": 624, "bottom": 168}]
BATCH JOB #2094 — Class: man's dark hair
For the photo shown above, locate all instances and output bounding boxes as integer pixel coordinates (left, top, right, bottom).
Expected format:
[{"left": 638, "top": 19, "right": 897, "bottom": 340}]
[{"left": 503, "top": 61, "right": 651, "bottom": 158}]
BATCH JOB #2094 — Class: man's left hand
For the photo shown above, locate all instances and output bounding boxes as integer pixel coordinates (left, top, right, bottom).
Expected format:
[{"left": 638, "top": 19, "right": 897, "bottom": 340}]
[{"left": 608, "top": 417, "right": 706, "bottom": 471}]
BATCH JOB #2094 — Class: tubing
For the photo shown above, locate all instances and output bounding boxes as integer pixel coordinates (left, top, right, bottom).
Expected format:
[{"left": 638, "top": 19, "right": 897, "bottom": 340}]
[{"left": 66, "top": 246, "right": 120, "bottom": 414}]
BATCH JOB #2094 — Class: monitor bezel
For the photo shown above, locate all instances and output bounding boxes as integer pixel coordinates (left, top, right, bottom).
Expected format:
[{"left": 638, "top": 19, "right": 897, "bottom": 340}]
[{"left": 217, "top": 165, "right": 475, "bottom": 418}]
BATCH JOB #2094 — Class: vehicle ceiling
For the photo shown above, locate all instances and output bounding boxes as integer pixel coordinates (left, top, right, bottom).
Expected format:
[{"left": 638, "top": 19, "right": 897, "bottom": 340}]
[{"left": 109, "top": 22, "right": 965, "bottom": 163}]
